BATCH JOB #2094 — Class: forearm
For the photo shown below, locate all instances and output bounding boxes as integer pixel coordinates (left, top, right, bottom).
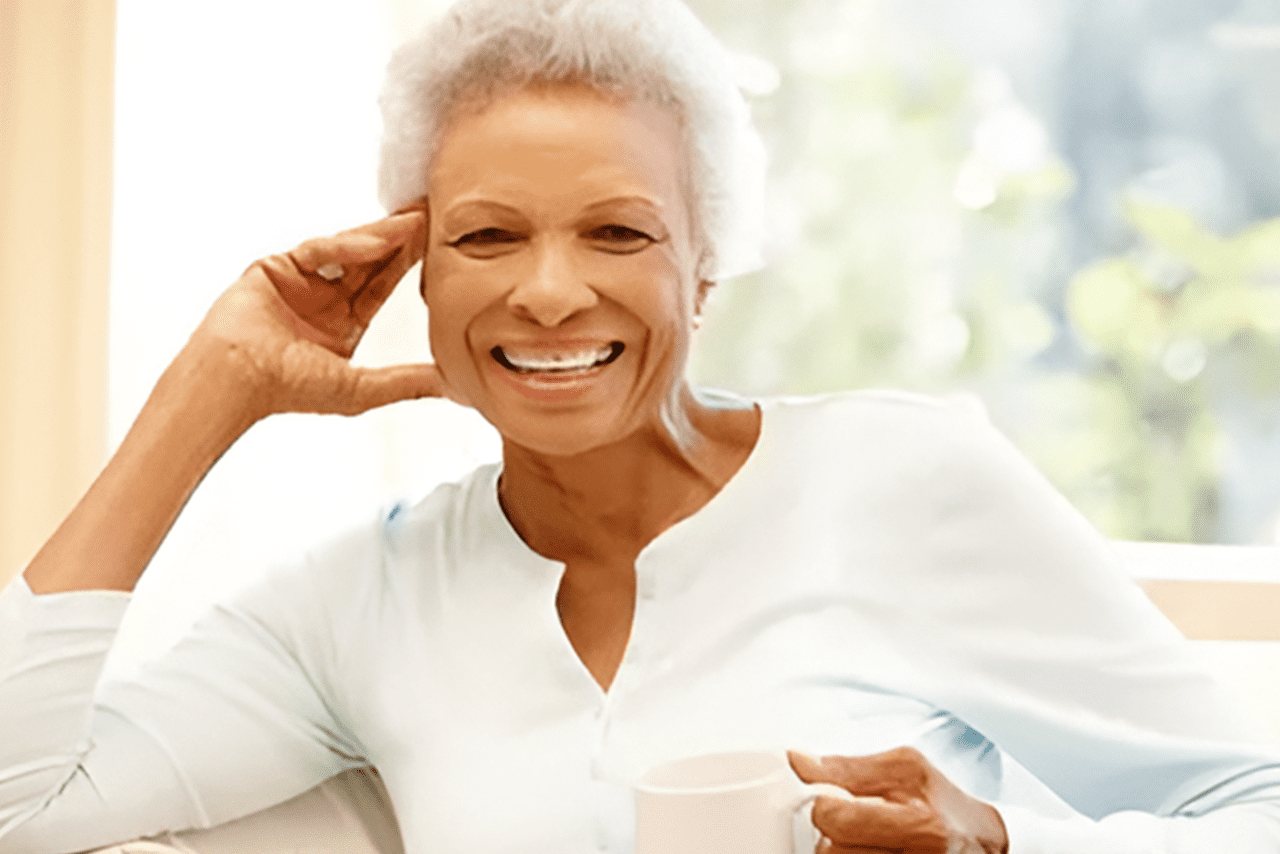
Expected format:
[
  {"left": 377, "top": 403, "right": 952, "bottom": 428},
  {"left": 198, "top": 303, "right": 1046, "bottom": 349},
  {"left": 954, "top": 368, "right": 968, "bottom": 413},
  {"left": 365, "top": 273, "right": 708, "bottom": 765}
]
[{"left": 23, "top": 339, "right": 262, "bottom": 594}]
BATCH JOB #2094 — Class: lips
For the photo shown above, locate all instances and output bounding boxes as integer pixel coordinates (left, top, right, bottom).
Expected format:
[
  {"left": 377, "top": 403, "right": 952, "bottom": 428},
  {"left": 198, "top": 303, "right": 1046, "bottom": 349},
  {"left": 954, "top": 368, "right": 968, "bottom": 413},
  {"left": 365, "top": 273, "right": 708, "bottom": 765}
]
[{"left": 491, "top": 341, "right": 624, "bottom": 374}]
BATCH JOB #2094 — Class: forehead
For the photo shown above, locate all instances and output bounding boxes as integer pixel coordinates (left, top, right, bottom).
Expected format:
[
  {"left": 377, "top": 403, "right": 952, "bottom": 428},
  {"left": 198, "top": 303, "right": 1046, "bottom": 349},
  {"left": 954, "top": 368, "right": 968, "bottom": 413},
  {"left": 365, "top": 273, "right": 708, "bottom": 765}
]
[{"left": 428, "top": 83, "right": 689, "bottom": 212}]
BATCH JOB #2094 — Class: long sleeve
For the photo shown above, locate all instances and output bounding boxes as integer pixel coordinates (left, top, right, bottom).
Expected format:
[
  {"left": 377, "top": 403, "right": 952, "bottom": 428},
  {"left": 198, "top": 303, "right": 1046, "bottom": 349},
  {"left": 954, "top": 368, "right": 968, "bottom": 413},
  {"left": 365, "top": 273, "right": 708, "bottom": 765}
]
[
  {"left": 741, "top": 393, "right": 1280, "bottom": 853},
  {"left": 996, "top": 800, "right": 1280, "bottom": 853},
  {"left": 866, "top": 396, "right": 1280, "bottom": 853},
  {"left": 0, "top": 568, "right": 367, "bottom": 854}
]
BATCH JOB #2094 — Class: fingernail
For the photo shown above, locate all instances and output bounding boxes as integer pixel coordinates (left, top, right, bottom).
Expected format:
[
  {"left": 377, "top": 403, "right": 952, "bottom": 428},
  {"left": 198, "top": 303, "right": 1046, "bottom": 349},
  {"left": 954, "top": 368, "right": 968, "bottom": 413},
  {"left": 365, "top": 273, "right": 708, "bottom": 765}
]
[{"left": 788, "top": 750, "right": 822, "bottom": 773}]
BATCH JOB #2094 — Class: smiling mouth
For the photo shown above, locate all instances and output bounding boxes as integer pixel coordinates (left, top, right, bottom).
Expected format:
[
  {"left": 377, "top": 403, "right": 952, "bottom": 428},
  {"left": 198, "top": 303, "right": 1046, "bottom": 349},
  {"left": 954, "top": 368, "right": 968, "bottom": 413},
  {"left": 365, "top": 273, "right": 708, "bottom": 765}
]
[{"left": 491, "top": 342, "right": 625, "bottom": 374}]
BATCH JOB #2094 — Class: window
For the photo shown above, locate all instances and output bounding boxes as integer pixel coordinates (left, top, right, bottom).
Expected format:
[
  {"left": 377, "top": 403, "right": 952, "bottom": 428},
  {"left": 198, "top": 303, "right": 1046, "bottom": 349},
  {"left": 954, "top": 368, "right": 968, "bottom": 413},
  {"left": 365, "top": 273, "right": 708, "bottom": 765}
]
[{"left": 687, "top": 0, "right": 1280, "bottom": 545}]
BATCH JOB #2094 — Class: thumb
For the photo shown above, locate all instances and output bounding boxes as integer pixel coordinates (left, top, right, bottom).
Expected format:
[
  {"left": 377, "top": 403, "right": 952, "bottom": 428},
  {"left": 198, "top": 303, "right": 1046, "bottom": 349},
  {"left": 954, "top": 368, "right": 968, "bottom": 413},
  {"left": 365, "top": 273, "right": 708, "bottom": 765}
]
[
  {"left": 788, "top": 751, "right": 830, "bottom": 784},
  {"left": 336, "top": 363, "right": 448, "bottom": 415}
]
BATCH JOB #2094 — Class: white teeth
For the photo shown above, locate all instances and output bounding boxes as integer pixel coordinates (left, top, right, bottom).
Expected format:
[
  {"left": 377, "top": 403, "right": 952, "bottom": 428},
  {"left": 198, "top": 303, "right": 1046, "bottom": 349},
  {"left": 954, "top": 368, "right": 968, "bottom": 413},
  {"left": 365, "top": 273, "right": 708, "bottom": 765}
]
[{"left": 501, "top": 345, "right": 614, "bottom": 373}]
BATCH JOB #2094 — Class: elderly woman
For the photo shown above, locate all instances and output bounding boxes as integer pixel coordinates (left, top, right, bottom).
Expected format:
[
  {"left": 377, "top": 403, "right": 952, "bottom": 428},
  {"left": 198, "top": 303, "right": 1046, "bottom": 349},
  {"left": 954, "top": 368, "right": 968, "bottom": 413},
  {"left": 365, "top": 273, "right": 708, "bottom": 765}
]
[{"left": 2, "top": 1, "right": 1279, "bottom": 852}]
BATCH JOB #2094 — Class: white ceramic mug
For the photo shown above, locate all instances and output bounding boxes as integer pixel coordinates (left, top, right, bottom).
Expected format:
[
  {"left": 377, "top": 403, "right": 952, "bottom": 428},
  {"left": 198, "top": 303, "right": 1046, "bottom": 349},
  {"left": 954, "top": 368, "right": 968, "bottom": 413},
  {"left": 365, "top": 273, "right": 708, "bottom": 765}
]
[{"left": 634, "top": 751, "right": 858, "bottom": 854}]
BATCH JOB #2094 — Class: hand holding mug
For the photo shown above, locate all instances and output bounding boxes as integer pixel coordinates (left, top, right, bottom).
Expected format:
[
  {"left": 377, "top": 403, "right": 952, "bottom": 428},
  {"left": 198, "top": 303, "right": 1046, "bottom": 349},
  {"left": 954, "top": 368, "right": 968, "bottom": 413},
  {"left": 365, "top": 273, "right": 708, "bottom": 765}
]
[
  {"left": 789, "top": 747, "right": 1009, "bottom": 854},
  {"left": 634, "top": 751, "right": 864, "bottom": 854}
]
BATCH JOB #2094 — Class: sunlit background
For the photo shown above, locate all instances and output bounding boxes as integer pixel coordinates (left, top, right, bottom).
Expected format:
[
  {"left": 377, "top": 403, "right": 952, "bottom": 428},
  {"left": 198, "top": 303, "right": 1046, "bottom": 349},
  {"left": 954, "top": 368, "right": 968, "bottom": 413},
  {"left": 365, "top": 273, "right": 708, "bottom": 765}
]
[
  {"left": 686, "top": 0, "right": 1280, "bottom": 548},
  {"left": 103, "top": 0, "right": 1280, "bottom": 669}
]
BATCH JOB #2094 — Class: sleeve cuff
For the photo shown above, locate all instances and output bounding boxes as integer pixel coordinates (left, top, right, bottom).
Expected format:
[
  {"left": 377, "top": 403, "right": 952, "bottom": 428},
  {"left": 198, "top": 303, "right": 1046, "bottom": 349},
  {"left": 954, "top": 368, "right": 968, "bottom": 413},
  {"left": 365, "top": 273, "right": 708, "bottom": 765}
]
[
  {"left": 1, "top": 573, "right": 131, "bottom": 671},
  {"left": 995, "top": 803, "right": 1052, "bottom": 854},
  {"left": 2, "top": 572, "right": 131, "bottom": 621},
  {"left": 994, "top": 802, "right": 1174, "bottom": 854}
]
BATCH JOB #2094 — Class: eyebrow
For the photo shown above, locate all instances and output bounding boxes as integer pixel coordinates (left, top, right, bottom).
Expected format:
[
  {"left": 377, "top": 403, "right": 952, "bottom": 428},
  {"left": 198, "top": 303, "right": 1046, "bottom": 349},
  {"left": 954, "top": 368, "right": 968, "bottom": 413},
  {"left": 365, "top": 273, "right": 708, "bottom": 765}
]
[
  {"left": 440, "top": 199, "right": 524, "bottom": 220},
  {"left": 581, "top": 195, "right": 666, "bottom": 214},
  {"left": 441, "top": 194, "right": 666, "bottom": 220}
]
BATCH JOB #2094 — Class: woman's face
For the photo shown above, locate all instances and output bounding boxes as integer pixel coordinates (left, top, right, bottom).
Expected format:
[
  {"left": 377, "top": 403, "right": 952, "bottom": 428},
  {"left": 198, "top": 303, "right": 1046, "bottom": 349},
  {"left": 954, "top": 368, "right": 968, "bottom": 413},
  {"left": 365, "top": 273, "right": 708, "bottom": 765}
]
[{"left": 423, "top": 83, "right": 703, "bottom": 457}]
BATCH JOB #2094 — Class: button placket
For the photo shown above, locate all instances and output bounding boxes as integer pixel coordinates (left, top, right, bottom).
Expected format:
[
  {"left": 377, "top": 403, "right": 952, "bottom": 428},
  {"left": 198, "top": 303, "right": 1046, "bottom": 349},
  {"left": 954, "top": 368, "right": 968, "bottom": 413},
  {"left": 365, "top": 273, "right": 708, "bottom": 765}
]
[{"left": 586, "top": 558, "right": 661, "bottom": 852}]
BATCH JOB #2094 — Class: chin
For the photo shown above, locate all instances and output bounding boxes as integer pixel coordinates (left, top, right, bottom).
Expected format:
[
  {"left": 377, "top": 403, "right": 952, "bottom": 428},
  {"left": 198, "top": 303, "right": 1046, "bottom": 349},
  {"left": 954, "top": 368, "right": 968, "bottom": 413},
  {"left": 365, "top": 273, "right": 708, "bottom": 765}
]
[{"left": 487, "top": 403, "right": 649, "bottom": 459}]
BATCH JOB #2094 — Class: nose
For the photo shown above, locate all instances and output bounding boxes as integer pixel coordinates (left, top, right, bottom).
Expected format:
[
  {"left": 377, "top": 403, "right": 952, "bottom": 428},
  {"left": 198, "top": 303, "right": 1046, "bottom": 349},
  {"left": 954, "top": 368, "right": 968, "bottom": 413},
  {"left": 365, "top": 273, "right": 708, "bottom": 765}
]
[{"left": 506, "top": 239, "right": 598, "bottom": 327}]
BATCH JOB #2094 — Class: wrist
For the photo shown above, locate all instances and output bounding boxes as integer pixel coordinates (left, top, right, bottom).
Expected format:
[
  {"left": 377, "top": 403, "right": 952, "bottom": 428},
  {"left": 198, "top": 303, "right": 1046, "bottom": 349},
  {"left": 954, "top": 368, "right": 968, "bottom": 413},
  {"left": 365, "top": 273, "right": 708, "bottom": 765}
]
[{"left": 167, "top": 332, "right": 275, "bottom": 429}]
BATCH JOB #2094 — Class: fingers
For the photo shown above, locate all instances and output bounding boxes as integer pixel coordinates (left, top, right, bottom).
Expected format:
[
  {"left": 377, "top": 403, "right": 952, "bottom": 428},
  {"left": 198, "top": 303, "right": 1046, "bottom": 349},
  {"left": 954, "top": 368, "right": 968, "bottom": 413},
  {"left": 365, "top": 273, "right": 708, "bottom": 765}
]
[
  {"left": 811, "top": 795, "right": 943, "bottom": 851},
  {"left": 290, "top": 209, "right": 426, "bottom": 278},
  {"left": 792, "top": 748, "right": 1008, "bottom": 854},
  {"left": 290, "top": 207, "right": 428, "bottom": 326},
  {"left": 253, "top": 206, "right": 428, "bottom": 359},
  {"left": 349, "top": 231, "right": 425, "bottom": 325},
  {"left": 815, "top": 839, "right": 898, "bottom": 854},
  {"left": 391, "top": 197, "right": 428, "bottom": 217},
  {"left": 790, "top": 747, "right": 932, "bottom": 802},
  {"left": 815, "top": 838, "right": 905, "bottom": 854},
  {"left": 290, "top": 232, "right": 396, "bottom": 274},
  {"left": 258, "top": 253, "right": 346, "bottom": 320},
  {"left": 789, "top": 751, "right": 827, "bottom": 784},
  {"left": 349, "top": 207, "right": 428, "bottom": 325}
]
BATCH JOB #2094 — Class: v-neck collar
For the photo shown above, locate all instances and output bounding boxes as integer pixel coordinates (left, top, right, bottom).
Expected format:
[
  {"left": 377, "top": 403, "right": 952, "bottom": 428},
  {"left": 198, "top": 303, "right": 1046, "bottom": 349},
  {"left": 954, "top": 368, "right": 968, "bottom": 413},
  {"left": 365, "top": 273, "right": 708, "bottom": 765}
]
[{"left": 480, "top": 396, "right": 774, "bottom": 575}]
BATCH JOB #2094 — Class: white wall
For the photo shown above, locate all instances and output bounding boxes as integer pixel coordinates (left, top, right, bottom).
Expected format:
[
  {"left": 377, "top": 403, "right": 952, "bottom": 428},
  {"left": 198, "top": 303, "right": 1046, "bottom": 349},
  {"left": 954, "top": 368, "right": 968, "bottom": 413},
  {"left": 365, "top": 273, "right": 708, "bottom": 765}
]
[
  {"left": 107, "top": 0, "right": 498, "bottom": 677},
  {"left": 0, "top": 0, "right": 113, "bottom": 586}
]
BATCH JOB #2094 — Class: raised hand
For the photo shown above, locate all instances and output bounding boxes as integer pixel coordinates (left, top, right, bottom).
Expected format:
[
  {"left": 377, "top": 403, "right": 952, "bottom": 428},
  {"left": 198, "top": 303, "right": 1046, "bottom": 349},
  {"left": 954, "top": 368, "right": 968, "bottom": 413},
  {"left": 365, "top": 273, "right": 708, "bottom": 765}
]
[
  {"left": 789, "top": 748, "right": 1009, "bottom": 854},
  {"left": 23, "top": 206, "right": 448, "bottom": 593},
  {"left": 193, "top": 205, "right": 446, "bottom": 418}
]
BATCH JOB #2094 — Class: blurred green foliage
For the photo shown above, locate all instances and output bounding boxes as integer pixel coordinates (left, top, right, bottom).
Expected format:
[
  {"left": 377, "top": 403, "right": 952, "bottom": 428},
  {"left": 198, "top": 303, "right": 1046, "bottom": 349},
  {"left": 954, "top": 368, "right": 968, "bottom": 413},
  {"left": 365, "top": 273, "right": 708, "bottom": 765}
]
[
  {"left": 688, "top": 0, "right": 1280, "bottom": 543},
  {"left": 692, "top": 2, "right": 987, "bottom": 394},
  {"left": 1055, "top": 203, "right": 1280, "bottom": 542}
]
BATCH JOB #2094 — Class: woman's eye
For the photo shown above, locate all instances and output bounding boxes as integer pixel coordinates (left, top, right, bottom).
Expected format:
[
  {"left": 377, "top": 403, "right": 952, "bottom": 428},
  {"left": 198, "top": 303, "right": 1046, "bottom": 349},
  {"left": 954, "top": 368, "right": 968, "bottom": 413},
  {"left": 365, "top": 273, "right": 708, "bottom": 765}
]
[
  {"left": 449, "top": 228, "right": 524, "bottom": 255},
  {"left": 586, "top": 225, "right": 655, "bottom": 253}
]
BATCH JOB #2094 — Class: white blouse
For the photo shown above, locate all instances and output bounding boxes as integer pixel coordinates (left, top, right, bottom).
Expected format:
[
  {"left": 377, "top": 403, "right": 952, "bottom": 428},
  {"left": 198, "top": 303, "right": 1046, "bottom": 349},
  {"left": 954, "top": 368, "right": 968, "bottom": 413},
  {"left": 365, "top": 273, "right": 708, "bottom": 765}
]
[{"left": 2, "top": 391, "right": 1279, "bottom": 854}]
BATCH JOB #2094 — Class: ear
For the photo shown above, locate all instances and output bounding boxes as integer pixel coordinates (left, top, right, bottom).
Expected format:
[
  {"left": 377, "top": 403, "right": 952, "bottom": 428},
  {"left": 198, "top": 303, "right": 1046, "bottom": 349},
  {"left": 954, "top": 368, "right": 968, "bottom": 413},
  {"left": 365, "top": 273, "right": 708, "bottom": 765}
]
[{"left": 694, "top": 279, "right": 715, "bottom": 324}]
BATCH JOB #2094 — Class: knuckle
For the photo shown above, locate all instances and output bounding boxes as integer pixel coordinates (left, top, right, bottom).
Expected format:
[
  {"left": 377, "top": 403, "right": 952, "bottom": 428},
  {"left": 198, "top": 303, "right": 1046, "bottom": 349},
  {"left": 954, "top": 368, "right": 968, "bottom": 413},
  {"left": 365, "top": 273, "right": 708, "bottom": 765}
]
[
  {"left": 890, "top": 745, "right": 926, "bottom": 765},
  {"left": 810, "top": 797, "right": 842, "bottom": 827},
  {"left": 814, "top": 797, "right": 861, "bottom": 840},
  {"left": 256, "top": 253, "right": 292, "bottom": 279},
  {"left": 904, "top": 803, "right": 950, "bottom": 851},
  {"left": 888, "top": 746, "right": 931, "bottom": 786},
  {"left": 825, "top": 752, "right": 861, "bottom": 776}
]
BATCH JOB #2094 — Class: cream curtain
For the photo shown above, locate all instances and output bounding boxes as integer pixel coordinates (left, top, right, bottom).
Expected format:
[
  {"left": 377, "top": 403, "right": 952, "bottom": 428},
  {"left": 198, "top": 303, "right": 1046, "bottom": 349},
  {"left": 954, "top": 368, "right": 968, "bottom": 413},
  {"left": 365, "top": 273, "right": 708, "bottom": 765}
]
[{"left": 0, "top": 0, "right": 115, "bottom": 585}]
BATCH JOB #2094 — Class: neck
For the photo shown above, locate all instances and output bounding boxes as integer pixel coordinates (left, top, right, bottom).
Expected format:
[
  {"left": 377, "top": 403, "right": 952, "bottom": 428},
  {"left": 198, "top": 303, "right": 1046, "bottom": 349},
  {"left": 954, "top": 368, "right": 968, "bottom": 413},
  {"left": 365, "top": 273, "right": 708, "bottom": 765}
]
[{"left": 498, "top": 388, "right": 760, "bottom": 566}]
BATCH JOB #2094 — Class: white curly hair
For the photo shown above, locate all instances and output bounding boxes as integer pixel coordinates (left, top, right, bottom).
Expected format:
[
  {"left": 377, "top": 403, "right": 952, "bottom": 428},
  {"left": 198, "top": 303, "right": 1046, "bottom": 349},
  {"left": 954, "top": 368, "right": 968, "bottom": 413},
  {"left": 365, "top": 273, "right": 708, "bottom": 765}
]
[{"left": 377, "top": 0, "right": 769, "bottom": 284}]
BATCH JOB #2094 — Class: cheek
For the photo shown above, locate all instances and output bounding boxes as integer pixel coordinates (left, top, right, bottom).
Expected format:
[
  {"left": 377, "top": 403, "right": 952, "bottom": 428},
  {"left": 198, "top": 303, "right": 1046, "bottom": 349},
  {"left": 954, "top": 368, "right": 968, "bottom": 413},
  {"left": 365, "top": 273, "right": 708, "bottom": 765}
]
[
  {"left": 586, "top": 249, "right": 691, "bottom": 329},
  {"left": 423, "top": 261, "right": 491, "bottom": 381},
  {"left": 423, "top": 255, "right": 496, "bottom": 329},
  {"left": 423, "top": 244, "right": 695, "bottom": 351}
]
